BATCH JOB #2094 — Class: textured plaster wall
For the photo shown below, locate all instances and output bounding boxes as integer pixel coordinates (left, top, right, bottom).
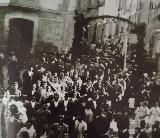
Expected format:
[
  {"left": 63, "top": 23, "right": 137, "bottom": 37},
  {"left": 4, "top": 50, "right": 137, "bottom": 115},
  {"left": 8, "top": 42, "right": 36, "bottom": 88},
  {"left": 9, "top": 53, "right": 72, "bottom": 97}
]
[
  {"left": 0, "top": 0, "right": 76, "bottom": 52},
  {"left": 102, "top": 0, "right": 119, "bottom": 16},
  {"left": 0, "top": 8, "right": 8, "bottom": 51},
  {"left": 0, "top": 0, "right": 10, "bottom": 5},
  {"left": 37, "top": 12, "right": 65, "bottom": 51},
  {"left": 10, "top": 0, "right": 71, "bottom": 11},
  {"left": 39, "top": 0, "right": 64, "bottom": 10},
  {"left": 1, "top": 7, "right": 74, "bottom": 52},
  {"left": 37, "top": 11, "right": 74, "bottom": 52}
]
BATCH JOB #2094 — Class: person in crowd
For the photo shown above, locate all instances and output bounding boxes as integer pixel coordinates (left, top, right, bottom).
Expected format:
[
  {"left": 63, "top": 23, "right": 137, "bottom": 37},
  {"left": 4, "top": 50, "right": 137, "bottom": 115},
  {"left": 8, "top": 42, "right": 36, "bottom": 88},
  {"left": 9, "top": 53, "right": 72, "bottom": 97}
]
[
  {"left": 128, "top": 93, "right": 136, "bottom": 117},
  {"left": 149, "top": 102, "right": 160, "bottom": 126},
  {"left": 16, "top": 100, "right": 28, "bottom": 124},
  {"left": 81, "top": 71, "right": 90, "bottom": 83},
  {"left": 135, "top": 101, "right": 149, "bottom": 127},
  {"left": 2, "top": 37, "right": 160, "bottom": 138},
  {"left": 8, "top": 51, "right": 19, "bottom": 85},
  {"left": 10, "top": 82, "right": 21, "bottom": 97},
  {"left": 88, "top": 108, "right": 110, "bottom": 138},
  {"left": 7, "top": 104, "right": 22, "bottom": 138},
  {"left": 84, "top": 102, "right": 94, "bottom": 125},
  {"left": 151, "top": 121, "right": 160, "bottom": 138},
  {"left": 49, "top": 93, "right": 61, "bottom": 123},
  {"left": 49, "top": 115, "right": 68, "bottom": 138},
  {"left": 36, "top": 104, "right": 51, "bottom": 138},
  {"left": 24, "top": 96, "right": 40, "bottom": 119},
  {"left": 139, "top": 120, "right": 149, "bottom": 138},
  {"left": 1, "top": 90, "right": 10, "bottom": 138},
  {"left": 48, "top": 77, "right": 61, "bottom": 92},
  {"left": 22, "top": 66, "right": 34, "bottom": 100},
  {"left": 107, "top": 115, "right": 119, "bottom": 138},
  {"left": 74, "top": 114, "right": 87, "bottom": 138},
  {"left": 17, "top": 121, "right": 36, "bottom": 138},
  {"left": 33, "top": 80, "right": 42, "bottom": 102},
  {"left": 116, "top": 111, "right": 129, "bottom": 138},
  {"left": 8, "top": 96, "right": 19, "bottom": 112},
  {"left": 39, "top": 82, "right": 49, "bottom": 103},
  {"left": 39, "top": 124, "right": 49, "bottom": 138},
  {"left": 133, "top": 127, "right": 141, "bottom": 138}
]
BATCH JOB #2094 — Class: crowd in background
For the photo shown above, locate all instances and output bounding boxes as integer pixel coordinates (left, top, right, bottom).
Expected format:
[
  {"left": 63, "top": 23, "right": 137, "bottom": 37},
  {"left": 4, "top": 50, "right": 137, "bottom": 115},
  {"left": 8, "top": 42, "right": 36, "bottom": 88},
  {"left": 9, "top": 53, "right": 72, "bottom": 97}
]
[{"left": 1, "top": 37, "right": 160, "bottom": 138}]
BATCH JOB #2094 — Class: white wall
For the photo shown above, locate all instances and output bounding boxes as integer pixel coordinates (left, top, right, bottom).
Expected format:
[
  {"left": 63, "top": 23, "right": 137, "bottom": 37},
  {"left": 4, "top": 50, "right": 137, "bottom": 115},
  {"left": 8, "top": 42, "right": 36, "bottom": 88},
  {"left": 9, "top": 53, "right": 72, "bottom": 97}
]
[
  {"left": 39, "top": 0, "right": 64, "bottom": 10},
  {"left": 9, "top": 0, "right": 71, "bottom": 11},
  {"left": 0, "top": 0, "right": 10, "bottom": 5},
  {"left": 68, "top": 0, "right": 78, "bottom": 11},
  {"left": 102, "top": 0, "right": 119, "bottom": 16},
  {"left": 140, "top": 0, "right": 150, "bottom": 24}
]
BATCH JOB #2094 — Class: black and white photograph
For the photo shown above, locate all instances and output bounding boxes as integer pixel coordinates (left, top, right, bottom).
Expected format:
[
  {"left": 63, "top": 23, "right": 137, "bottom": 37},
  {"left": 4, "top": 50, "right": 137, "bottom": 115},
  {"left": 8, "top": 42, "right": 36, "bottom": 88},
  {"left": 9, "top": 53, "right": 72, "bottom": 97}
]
[{"left": 0, "top": 0, "right": 160, "bottom": 138}]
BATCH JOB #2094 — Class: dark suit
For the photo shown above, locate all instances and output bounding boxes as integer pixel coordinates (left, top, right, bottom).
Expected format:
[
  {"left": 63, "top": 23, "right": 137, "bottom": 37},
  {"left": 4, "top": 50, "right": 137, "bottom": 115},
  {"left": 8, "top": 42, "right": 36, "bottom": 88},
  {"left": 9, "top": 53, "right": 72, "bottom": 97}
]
[
  {"left": 24, "top": 101, "right": 40, "bottom": 119},
  {"left": 36, "top": 108, "right": 51, "bottom": 137},
  {"left": 152, "top": 128, "right": 160, "bottom": 138},
  {"left": 22, "top": 71, "right": 34, "bottom": 99},
  {"left": 49, "top": 101, "right": 61, "bottom": 123},
  {"left": 49, "top": 123, "right": 68, "bottom": 138},
  {"left": 88, "top": 116, "right": 110, "bottom": 138}
]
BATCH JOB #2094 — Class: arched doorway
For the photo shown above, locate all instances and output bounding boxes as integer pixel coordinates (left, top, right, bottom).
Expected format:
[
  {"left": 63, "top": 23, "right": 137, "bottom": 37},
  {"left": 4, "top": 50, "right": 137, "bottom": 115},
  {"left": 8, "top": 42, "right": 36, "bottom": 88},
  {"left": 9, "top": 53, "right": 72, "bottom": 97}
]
[{"left": 7, "top": 18, "right": 34, "bottom": 58}]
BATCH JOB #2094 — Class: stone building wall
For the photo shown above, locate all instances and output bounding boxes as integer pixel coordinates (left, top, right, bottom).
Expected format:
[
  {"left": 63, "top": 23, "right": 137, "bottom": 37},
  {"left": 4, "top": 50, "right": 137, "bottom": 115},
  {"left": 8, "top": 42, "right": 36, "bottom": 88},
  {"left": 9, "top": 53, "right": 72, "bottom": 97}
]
[
  {"left": 0, "top": 7, "right": 8, "bottom": 51},
  {"left": 0, "top": 0, "right": 76, "bottom": 53}
]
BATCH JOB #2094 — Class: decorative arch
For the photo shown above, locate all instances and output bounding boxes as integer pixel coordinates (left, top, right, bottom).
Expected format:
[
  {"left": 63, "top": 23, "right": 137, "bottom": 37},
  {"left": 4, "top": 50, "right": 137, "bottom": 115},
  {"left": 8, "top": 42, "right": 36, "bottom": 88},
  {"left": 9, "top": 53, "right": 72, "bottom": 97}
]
[{"left": 4, "top": 12, "right": 39, "bottom": 53}]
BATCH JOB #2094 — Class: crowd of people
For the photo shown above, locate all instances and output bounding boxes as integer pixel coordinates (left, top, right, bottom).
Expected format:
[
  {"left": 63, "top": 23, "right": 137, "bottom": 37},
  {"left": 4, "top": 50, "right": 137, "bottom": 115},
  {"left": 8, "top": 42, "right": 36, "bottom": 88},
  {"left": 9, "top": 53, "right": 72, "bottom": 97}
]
[{"left": 1, "top": 37, "right": 160, "bottom": 138}]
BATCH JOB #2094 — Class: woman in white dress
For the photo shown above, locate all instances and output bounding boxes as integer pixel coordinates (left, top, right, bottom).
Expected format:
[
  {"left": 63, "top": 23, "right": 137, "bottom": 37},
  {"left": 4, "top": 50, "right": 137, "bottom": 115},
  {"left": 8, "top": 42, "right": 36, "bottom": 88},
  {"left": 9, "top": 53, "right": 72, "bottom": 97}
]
[
  {"left": 149, "top": 102, "right": 160, "bottom": 126},
  {"left": 135, "top": 102, "right": 149, "bottom": 127},
  {"left": 1, "top": 90, "right": 10, "bottom": 138},
  {"left": 7, "top": 104, "right": 21, "bottom": 138},
  {"left": 16, "top": 101, "right": 28, "bottom": 124}
]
